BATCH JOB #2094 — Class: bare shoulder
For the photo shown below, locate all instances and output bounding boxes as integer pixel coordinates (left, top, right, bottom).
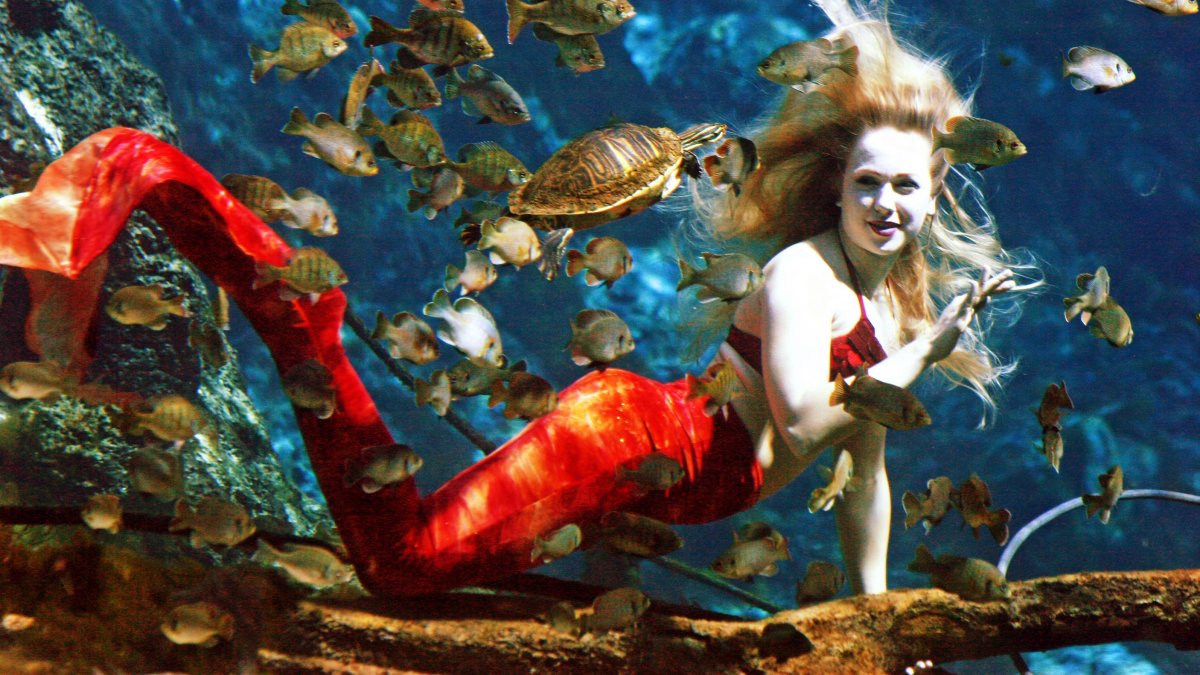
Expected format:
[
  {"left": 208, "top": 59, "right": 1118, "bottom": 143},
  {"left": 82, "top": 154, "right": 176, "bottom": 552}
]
[{"left": 763, "top": 237, "right": 836, "bottom": 288}]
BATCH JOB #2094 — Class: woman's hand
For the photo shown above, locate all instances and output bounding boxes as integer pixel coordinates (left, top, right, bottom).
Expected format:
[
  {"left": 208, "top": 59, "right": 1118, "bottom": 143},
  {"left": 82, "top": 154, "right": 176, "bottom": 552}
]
[{"left": 925, "top": 268, "right": 1015, "bottom": 364}]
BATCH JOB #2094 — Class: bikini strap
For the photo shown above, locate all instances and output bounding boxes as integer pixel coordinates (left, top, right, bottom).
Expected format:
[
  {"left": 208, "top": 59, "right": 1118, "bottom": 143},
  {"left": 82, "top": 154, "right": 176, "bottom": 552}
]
[{"left": 836, "top": 236, "right": 869, "bottom": 319}]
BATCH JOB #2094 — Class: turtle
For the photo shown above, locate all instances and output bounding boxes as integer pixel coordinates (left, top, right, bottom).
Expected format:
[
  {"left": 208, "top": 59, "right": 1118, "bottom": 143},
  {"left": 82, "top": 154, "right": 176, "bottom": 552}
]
[{"left": 506, "top": 120, "right": 727, "bottom": 277}]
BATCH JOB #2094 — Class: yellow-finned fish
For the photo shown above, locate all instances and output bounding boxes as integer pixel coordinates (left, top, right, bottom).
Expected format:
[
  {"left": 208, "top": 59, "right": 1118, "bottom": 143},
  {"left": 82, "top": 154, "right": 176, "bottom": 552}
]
[
  {"left": 282, "top": 359, "right": 337, "bottom": 419},
  {"left": 807, "top": 448, "right": 856, "bottom": 513},
  {"left": 489, "top": 371, "right": 557, "bottom": 420},
  {"left": 423, "top": 288, "right": 505, "bottom": 367},
  {"left": 169, "top": 496, "right": 257, "bottom": 548},
  {"left": 1062, "top": 46, "right": 1135, "bottom": 93},
  {"left": 1086, "top": 296, "right": 1134, "bottom": 348},
  {"left": 343, "top": 443, "right": 424, "bottom": 493},
  {"left": 445, "top": 65, "right": 530, "bottom": 126},
  {"left": 282, "top": 0, "right": 357, "bottom": 38},
  {"left": 685, "top": 361, "right": 741, "bottom": 418},
  {"left": 409, "top": 166, "right": 465, "bottom": 221},
  {"left": 104, "top": 284, "right": 191, "bottom": 330},
  {"left": 249, "top": 22, "right": 346, "bottom": 83},
  {"left": 506, "top": 0, "right": 636, "bottom": 44},
  {"left": 81, "top": 494, "right": 122, "bottom": 534},
  {"left": 757, "top": 38, "right": 858, "bottom": 92},
  {"left": 478, "top": 217, "right": 542, "bottom": 268},
  {"left": 617, "top": 452, "right": 684, "bottom": 492},
  {"left": 565, "top": 308, "right": 634, "bottom": 366},
  {"left": 444, "top": 141, "right": 531, "bottom": 193},
  {"left": 446, "top": 358, "right": 524, "bottom": 398},
  {"left": 1033, "top": 381, "right": 1073, "bottom": 472},
  {"left": 580, "top": 587, "right": 649, "bottom": 635},
  {"left": 253, "top": 246, "right": 348, "bottom": 303},
  {"left": 909, "top": 544, "right": 1010, "bottom": 602},
  {"left": 371, "top": 310, "right": 440, "bottom": 364},
  {"left": 676, "top": 252, "right": 764, "bottom": 303},
  {"left": 281, "top": 107, "right": 378, "bottom": 176},
  {"left": 901, "top": 475, "right": 955, "bottom": 532},
  {"left": 161, "top": 601, "right": 235, "bottom": 647},
  {"left": 221, "top": 174, "right": 338, "bottom": 236},
  {"left": 417, "top": 0, "right": 465, "bottom": 10},
  {"left": 118, "top": 394, "right": 213, "bottom": 446},
  {"left": 932, "top": 116, "right": 1027, "bottom": 170},
  {"left": 364, "top": 10, "right": 494, "bottom": 72},
  {"left": 710, "top": 531, "right": 790, "bottom": 581},
  {"left": 565, "top": 236, "right": 631, "bottom": 287},
  {"left": 1127, "top": 0, "right": 1198, "bottom": 14},
  {"left": 598, "top": 511, "right": 683, "bottom": 557},
  {"left": 532, "top": 24, "right": 605, "bottom": 74},
  {"left": 340, "top": 59, "right": 386, "bottom": 128},
  {"left": 1063, "top": 266, "right": 1111, "bottom": 324},
  {"left": 0, "top": 360, "right": 73, "bottom": 400},
  {"left": 357, "top": 107, "right": 447, "bottom": 168},
  {"left": 531, "top": 523, "right": 583, "bottom": 563},
  {"left": 829, "top": 365, "right": 932, "bottom": 430},
  {"left": 415, "top": 369, "right": 453, "bottom": 416},
  {"left": 376, "top": 65, "right": 443, "bottom": 110},
  {"left": 444, "top": 249, "right": 498, "bottom": 296},
  {"left": 955, "top": 474, "right": 1011, "bottom": 546},
  {"left": 1082, "top": 465, "right": 1124, "bottom": 524},
  {"left": 254, "top": 539, "right": 356, "bottom": 588}
]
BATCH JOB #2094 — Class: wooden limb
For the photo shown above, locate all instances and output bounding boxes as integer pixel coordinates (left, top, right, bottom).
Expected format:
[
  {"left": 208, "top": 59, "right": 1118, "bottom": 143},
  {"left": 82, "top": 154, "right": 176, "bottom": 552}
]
[{"left": 259, "top": 569, "right": 1200, "bottom": 674}]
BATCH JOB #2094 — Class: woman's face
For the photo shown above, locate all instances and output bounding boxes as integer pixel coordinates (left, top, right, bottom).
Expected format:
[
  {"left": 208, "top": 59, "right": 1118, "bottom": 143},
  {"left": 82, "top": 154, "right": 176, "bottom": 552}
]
[{"left": 838, "top": 126, "right": 936, "bottom": 257}]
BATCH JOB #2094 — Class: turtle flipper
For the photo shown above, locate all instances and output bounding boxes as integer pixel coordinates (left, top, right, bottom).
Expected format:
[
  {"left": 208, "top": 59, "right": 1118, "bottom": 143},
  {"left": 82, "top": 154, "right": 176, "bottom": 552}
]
[{"left": 537, "top": 227, "right": 575, "bottom": 281}]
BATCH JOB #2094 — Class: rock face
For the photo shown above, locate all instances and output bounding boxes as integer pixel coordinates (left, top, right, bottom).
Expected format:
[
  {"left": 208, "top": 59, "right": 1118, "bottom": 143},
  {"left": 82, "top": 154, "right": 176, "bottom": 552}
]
[{"left": 0, "top": 0, "right": 330, "bottom": 539}]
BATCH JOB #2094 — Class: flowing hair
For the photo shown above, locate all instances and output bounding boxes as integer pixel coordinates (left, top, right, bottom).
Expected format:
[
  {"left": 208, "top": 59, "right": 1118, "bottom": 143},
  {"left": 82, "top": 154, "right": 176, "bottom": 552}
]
[{"left": 681, "top": 0, "right": 1040, "bottom": 420}]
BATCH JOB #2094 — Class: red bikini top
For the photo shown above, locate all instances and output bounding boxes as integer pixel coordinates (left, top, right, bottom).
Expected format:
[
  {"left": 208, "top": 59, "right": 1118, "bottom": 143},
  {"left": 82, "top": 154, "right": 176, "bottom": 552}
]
[{"left": 725, "top": 244, "right": 888, "bottom": 381}]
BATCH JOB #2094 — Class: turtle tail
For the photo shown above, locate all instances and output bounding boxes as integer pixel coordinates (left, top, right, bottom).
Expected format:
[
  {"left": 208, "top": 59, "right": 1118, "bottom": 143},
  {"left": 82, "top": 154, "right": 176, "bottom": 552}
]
[{"left": 678, "top": 123, "right": 727, "bottom": 152}]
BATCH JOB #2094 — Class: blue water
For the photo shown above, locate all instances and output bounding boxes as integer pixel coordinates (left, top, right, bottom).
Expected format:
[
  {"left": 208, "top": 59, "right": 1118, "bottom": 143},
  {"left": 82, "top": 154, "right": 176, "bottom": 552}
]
[{"left": 82, "top": 0, "right": 1200, "bottom": 671}]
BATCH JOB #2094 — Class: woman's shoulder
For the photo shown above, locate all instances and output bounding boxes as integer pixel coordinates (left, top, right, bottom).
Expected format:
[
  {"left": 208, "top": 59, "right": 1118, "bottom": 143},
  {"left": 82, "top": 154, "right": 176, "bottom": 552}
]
[{"left": 764, "top": 233, "right": 837, "bottom": 285}]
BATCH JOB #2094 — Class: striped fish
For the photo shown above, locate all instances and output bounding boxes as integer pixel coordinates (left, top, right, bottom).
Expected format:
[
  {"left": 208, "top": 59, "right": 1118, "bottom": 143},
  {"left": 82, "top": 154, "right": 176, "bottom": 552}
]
[
  {"left": 364, "top": 10, "right": 493, "bottom": 71},
  {"left": 375, "top": 64, "right": 442, "bottom": 110},
  {"left": 444, "top": 141, "right": 530, "bottom": 193},
  {"left": 249, "top": 22, "right": 346, "bottom": 83},
  {"left": 282, "top": 0, "right": 358, "bottom": 38},
  {"left": 357, "top": 108, "right": 447, "bottom": 168}
]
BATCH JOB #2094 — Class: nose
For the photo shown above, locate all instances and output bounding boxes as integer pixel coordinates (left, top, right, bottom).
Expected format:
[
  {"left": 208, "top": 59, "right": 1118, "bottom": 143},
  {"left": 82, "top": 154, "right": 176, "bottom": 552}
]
[{"left": 872, "top": 184, "right": 898, "bottom": 219}]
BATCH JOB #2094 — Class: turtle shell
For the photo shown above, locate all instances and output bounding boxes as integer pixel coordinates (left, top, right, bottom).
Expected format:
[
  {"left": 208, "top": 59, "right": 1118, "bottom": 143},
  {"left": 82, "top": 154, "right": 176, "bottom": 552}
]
[{"left": 508, "top": 123, "right": 682, "bottom": 216}]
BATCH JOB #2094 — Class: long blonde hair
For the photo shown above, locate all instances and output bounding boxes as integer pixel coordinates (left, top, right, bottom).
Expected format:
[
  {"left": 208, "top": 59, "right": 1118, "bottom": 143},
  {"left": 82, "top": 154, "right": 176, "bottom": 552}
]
[{"left": 684, "top": 0, "right": 1039, "bottom": 417}]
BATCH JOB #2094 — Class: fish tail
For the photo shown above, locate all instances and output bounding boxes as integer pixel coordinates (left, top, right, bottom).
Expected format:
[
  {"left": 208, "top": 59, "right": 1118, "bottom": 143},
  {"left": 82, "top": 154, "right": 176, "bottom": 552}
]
[
  {"left": 908, "top": 543, "right": 936, "bottom": 574},
  {"left": 168, "top": 498, "right": 192, "bottom": 533},
  {"left": 370, "top": 310, "right": 391, "bottom": 340},
  {"left": 253, "top": 538, "right": 282, "bottom": 564},
  {"left": 444, "top": 264, "right": 462, "bottom": 292},
  {"left": 445, "top": 67, "right": 463, "bottom": 99},
  {"left": 675, "top": 257, "right": 696, "bottom": 291},
  {"left": 1081, "top": 494, "right": 1102, "bottom": 519},
  {"left": 343, "top": 457, "right": 364, "bottom": 488},
  {"left": 364, "top": 15, "right": 401, "bottom": 49},
  {"left": 407, "top": 189, "right": 427, "bottom": 213},
  {"left": 506, "top": 0, "right": 528, "bottom": 44},
  {"left": 248, "top": 44, "right": 276, "bottom": 84},
  {"left": 1061, "top": 51, "right": 1071, "bottom": 79},
  {"left": 252, "top": 260, "right": 279, "bottom": 290},
  {"left": 988, "top": 509, "right": 1011, "bottom": 546},
  {"left": 280, "top": 107, "right": 309, "bottom": 136},
  {"left": 565, "top": 250, "right": 587, "bottom": 278},
  {"left": 529, "top": 537, "right": 544, "bottom": 562},
  {"left": 415, "top": 377, "right": 433, "bottom": 407},
  {"left": 423, "top": 288, "right": 452, "bottom": 319},
  {"left": 702, "top": 155, "right": 725, "bottom": 188},
  {"left": 828, "top": 374, "right": 848, "bottom": 406},
  {"left": 217, "top": 611, "right": 236, "bottom": 641},
  {"left": 901, "top": 491, "right": 923, "bottom": 530},
  {"left": 168, "top": 294, "right": 191, "bottom": 318},
  {"left": 487, "top": 378, "right": 508, "bottom": 408},
  {"left": 280, "top": 0, "right": 303, "bottom": 16},
  {"left": 1063, "top": 297, "right": 1083, "bottom": 323}
]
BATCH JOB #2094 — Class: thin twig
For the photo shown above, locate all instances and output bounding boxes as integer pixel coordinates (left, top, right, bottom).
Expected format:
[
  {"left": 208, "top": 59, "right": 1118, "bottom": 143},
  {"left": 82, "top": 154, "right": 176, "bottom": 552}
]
[{"left": 648, "top": 556, "right": 787, "bottom": 614}]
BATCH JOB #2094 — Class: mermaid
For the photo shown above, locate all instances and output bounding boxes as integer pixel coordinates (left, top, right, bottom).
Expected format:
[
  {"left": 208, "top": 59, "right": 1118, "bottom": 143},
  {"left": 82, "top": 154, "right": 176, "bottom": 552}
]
[{"left": 0, "top": 0, "right": 1034, "bottom": 596}]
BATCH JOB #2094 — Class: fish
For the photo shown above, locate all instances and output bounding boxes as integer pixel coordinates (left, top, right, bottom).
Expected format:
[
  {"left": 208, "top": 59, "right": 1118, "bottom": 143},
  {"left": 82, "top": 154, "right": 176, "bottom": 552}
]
[
  {"left": 829, "top": 365, "right": 932, "bottom": 430},
  {"left": 453, "top": 200, "right": 509, "bottom": 232},
  {"left": 566, "top": 308, "right": 634, "bottom": 366},
  {"left": 931, "top": 116, "right": 1027, "bottom": 170},
  {"left": 676, "top": 252, "right": 764, "bottom": 304},
  {"left": 532, "top": 24, "right": 605, "bottom": 74},
  {"left": 756, "top": 38, "right": 858, "bottom": 92},
  {"left": 506, "top": 0, "right": 637, "bottom": 44},
  {"left": 417, "top": 0, "right": 465, "bottom": 10},
  {"left": 423, "top": 288, "right": 505, "bottom": 367},
  {"left": 795, "top": 560, "right": 846, "bottom": 605},
  {"left": 281, "top": 107, "right": 378, "bottom": 176},
  {"left": 221, "top": 174, "right": 338, "bottom": 236},
  {"left": 408, "top": 166, "right": 465, "bottom": 220},
  {"left": 478, "top": 217, "right": 542, "bottom": 267},
  {"left": 444, "top": 141, "right": 532, "bottom": 193},
  {"left": 282, "top": 359, "right": 337, "bottom": 419},
  {"left": 1033, "top": 381, "right": 1073, "bottom": 472},
  {"left": 757, "top": 623, "right": 815, "bottom": 661},
  {"left": 0, "top": 360, "right": 74, "bottom": 400},
  {"left": 735, "top": 521, "right": 787, "bottom": 548},
  {"left": 901, "top": 475, "right": 955, "bottom": 532},
  {"left": 364, "top": 11, "right": 494, "bottom": 72},
  {"left": 598, "top": 511, "right": 684, "bottom": 558},
  {"left": 531, "top": 523, "right": 583, "bottom": 563},
  {"left": 808, "top": 448, "right": 856, "bottom": 513},
  {"left": 444, "top": 249, "right": 498, "bottom": 296},
  {"left": 415, "top": 369, "right": 453, "bottom": 416},
  {"left": 1127, "top": 0, "right": 1198, "bottom": 15},
  {"left": 545, "top": 601, "right": 581, "bottom": 636},
  {"left": 249, "top": 22, "right": 347, "bottom": 83},
  {"left": 81, "top": 494, "right": 122, "bottom": 534},
  {"left": 169, "top": 496, "right": 257, "bottom": 548},
  {"left": 104, "top": 284, "right": 190, "bottom": 330},
  {"left": 711, "top": 531, "right": 791, "bottom": 581},
  {"left": 370, "top": 310, "right": 440, "bottom": 364},
  {"left": 189, "top": 319, "right": 229, "bottom": 368},
  {"left": 253, "top": 246, "right": 349, "bottom": 302},
  {"left": 127, "top": 445, "right": 185, "bottom": 500},
  {"left": 1087, "top": 296, "right": 1134, "bottom": 347},
  {"left": 357, "top": 107, "right": 448, "bottom": 168},
  {"left": 118, "top": 394, "right": 213, "bottom": 446},
  {"left": 1082, "top": 465, "right": 1124, "bottom": 524},
  {"left": 340, "top": 59, "right": 386, "bottom": 128},
  {"left": 282, "top": 0, "right": 357, "bottom": 38},
  {"left": 254, "top": 539, "right": 356, "bottom": 588},
  {"left": 446, "top": 358, "right": 524, "bottom": 397},
  {"left": 161, "top": 601, "right": 236, "bottom": 647},
  {"left": 1063, "top": 266, "right": 1111, "bottom": 324},
  {"left": 343, "top": 443, "right": 424, "bottom": 493},
  {"left": 908, "top": 544, "right": 1010, "bottom": 602},
  {"left": 703, "top": 136, "right": 759, "bottom": 196},
  {"left": 1, "top": 614, "right": 35, "bottom": 632},
  {"left": 565, "top": 236, "right": 632, "bottom": 287},
  {"left": 375, "top": 65, "right": 443, "bottom": 110},
  {"left": 955, "top": 474, "right": 1011, "bottom": 546},
  {"left": 580, "top": 587, "right": 649, "bottom": 635},
  {"left": 1062, "top": 46, "right": 1135, "bottom": 93},
  {"left": 617, "top": 452, "right": 684, "bottom": 492},
  {"left": 445, "top": 65, "right": 531, "bottom": 125},
  {"left": 489, "top": 371, "right": 557, "bottom": 420},
  {"left": 685, "top": 361, "right": 741, "bottom": 418}
]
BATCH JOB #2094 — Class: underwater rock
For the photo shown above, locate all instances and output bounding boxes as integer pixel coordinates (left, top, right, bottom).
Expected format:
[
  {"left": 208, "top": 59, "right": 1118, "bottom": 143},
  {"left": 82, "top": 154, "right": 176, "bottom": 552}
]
[{"left": 0, "top": 0, "right": 330, "bottom": 544}]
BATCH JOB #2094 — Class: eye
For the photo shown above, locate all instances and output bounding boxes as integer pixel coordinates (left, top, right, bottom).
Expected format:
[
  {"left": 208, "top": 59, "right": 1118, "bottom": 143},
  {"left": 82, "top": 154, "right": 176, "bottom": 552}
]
[{"left": 855, "top": 175, "right": 880, "bottom": 187}]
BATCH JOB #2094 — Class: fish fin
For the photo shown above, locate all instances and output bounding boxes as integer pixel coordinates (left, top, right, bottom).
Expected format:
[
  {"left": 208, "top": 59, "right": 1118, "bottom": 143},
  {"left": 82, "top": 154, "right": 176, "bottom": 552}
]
[
  {"left": 444, "top": 264, "right": 462, "bottom": 291},
  {"left": 564, "top": 250, "right": 586, "bottom": 278},
  {"left": 505, "top": 0, "right": 528, "bottom": 43},
  {"left": 201, "top": 636, "right": 220, "bottom": 648},
  {"left": 445, "top": 67, "right": 463, "bottom": 99},
  {"left": 695, "top": 288, "right": 720, "bottom": 303},
  {"left": 1082, "top": 494, "right": 1102, "bottom": 519},
  {"left": 423, "top": 288, "right": 452, "bottom": 318},
  {"left": 531, "top": 22, "right": 564, "bottom": 43},
  {"left": 762, "top": 563, "right": 779, "bottom": 577},
  {"left": 168, "top": 499, "right": 192, "bottom": 533},
  {"left": 901, "top": 491, "right": 923, "bottom": 529},
  {"left": 487, "top": 379, "right": 507, "bottom": 408},
  {"left": 829, "top": 374, "right": 848, "bottom": 405},
  {"left": 1081, "top": 310, "right": 1093, "bottom": 325},
  {"left": 908, "top": 543, "right": 935, "bottom": 574},
  {"left": 675, "top": 257, "right": 696, "bottom": 291},
  {"left": 276, "top": 67, "right": 301, "bottom": 83},
  {"left": 1069, "top": 75, "right": 1093, "bottom": 91},
  {"left": 248, "top": 44, "right": 275, "bottom": 83},
  {"left": 432, "top": 65, "right": 451, "bottom": 78},
  {"left": 280, "top": 107, "right": 308, "bottom": 135},
  {"left": 146, "top": 316, "right": 169, "bottom": 331}
]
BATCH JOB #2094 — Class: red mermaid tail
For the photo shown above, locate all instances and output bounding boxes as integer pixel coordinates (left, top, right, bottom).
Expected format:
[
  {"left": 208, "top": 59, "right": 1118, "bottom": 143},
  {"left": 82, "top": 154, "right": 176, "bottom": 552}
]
[{"left": 0, "top": 128, "right": 760, "bottom": 594}]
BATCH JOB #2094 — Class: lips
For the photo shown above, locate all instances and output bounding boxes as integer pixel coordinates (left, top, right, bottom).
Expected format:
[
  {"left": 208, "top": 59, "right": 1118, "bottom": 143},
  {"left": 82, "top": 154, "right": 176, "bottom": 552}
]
[{"left": 868, "top": 221, "right": 897, "bottom": 237}]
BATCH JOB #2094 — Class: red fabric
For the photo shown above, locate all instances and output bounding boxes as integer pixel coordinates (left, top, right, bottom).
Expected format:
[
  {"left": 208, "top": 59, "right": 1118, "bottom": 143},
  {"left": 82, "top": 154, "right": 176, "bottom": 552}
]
[
  {"left": 726, "top": 322, "right": 887, "bottom": 383},
  {"left": 0, "top": 128, "right": 762, "bottom": 595}
]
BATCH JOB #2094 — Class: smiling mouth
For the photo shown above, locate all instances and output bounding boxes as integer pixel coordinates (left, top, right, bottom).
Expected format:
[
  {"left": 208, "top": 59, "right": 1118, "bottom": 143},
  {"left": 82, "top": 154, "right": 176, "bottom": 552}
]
[{"left": 868, "top": 221, "right": 897, "bottom": 236}]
